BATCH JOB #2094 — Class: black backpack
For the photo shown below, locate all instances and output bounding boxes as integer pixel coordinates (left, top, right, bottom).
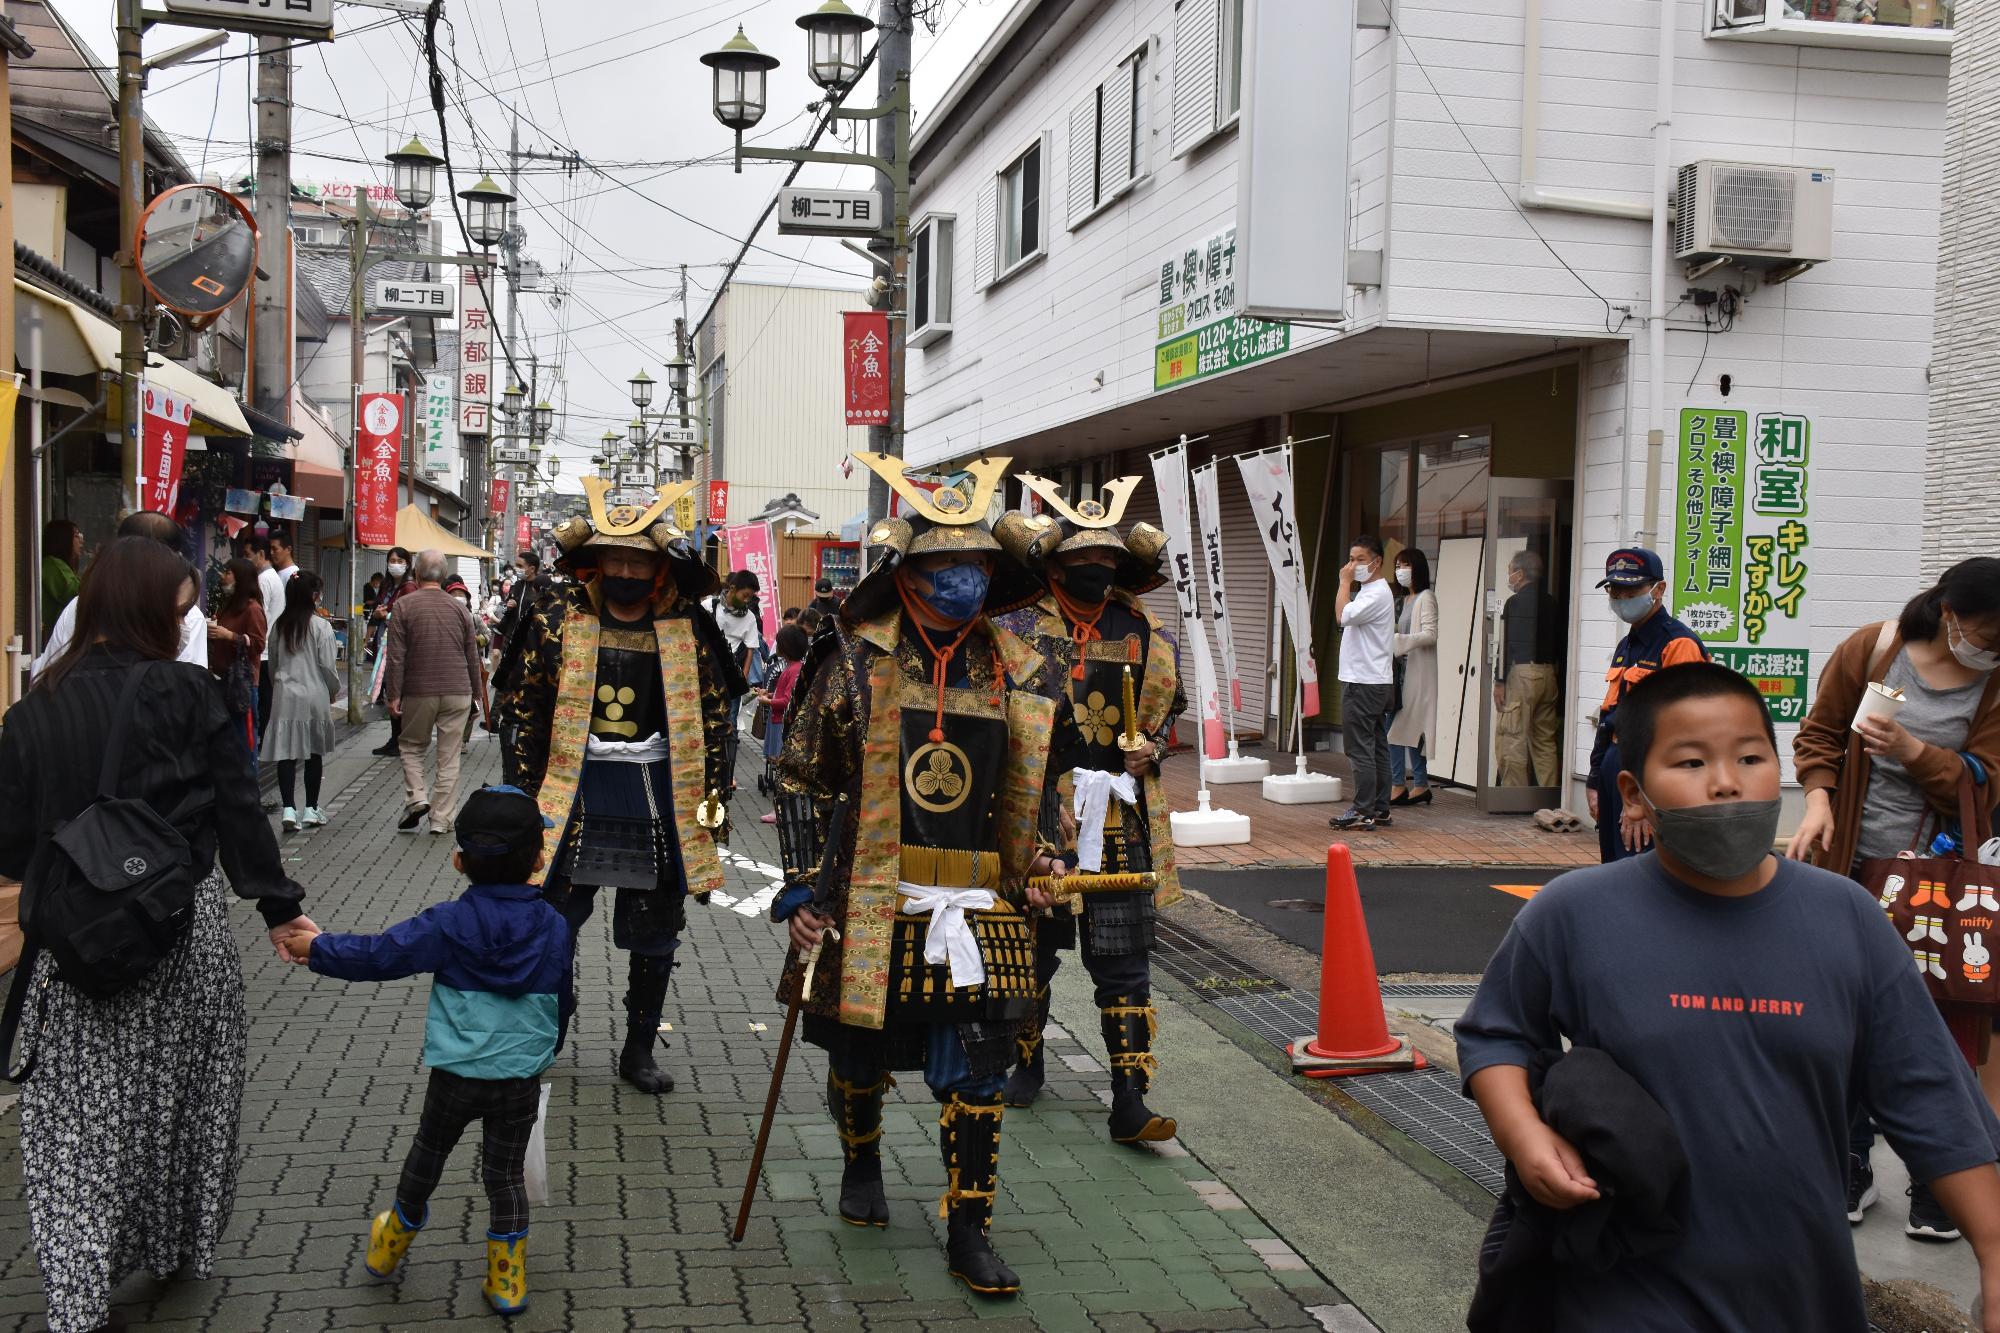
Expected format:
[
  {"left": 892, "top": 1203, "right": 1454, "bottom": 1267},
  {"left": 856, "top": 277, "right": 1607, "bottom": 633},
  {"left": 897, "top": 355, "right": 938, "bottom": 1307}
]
[{"left": 10, "top": 662, "right": 199, "bottom": 1024}]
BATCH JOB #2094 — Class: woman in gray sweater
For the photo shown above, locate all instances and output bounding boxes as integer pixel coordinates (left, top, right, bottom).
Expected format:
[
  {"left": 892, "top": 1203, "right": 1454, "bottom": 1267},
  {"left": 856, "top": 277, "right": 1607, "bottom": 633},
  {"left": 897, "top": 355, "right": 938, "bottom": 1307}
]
[{"left": 260, "top": 572, "right": 339, "bottom": 830}]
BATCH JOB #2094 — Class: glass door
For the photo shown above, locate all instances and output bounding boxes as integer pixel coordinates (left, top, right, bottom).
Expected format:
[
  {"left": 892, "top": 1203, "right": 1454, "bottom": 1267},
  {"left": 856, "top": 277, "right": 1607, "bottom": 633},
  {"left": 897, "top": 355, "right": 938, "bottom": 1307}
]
[{"left": 1477, "top": 479, "right": 1573, "bottom": 814}]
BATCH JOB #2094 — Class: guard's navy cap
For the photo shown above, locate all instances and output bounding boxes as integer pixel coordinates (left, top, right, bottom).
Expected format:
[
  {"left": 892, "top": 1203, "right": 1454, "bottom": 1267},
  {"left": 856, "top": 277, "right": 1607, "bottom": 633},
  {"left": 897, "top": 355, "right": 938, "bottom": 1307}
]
[{"left": 1596, "top": 547, "right": 1664, "bottom": 589}]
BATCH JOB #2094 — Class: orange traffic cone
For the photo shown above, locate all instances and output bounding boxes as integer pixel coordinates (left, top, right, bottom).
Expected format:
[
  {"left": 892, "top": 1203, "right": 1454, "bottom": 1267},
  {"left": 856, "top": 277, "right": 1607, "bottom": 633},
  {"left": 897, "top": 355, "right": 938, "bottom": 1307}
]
[{"left": 1289, "top": 843, "right": 1426, "bottom": 1078}]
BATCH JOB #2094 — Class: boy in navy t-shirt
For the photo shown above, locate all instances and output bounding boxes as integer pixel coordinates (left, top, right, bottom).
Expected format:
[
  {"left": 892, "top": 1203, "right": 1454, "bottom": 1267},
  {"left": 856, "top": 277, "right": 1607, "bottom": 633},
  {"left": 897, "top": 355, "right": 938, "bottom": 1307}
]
[{"left": 1457, "top": 663, "right": 2000, "bottom": 1332}]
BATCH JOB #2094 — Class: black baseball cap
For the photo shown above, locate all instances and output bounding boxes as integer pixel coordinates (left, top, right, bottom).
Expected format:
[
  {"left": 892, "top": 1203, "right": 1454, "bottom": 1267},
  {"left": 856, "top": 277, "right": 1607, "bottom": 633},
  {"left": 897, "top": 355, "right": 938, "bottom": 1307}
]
[
  {"left": 815, "top": 578, "right": 833, "bottom": 594},
  {"left": 455, "top": 784, "right": 552, "bottom": 859},
  {"left": 1596, "top": 547, "right": 1665, "bottom": 589}
]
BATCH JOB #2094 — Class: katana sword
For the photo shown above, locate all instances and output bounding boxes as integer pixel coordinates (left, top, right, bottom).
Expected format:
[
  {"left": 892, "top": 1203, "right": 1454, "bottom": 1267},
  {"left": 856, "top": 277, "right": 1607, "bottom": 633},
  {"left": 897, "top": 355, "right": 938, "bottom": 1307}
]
[
  {"left": 732, "top": 790, "right": 852, "bottom": 1243},
  {"left": 1027, "top": 870, "right": 1159, "bottom": 900}
]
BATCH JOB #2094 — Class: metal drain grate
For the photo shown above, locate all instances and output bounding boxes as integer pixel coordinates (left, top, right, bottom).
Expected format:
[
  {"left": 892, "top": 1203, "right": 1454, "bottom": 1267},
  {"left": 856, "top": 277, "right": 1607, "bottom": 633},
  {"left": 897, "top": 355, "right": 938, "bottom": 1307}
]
[
  {"left": 1152, "top": 919, "right": 1285, "bottom": 995},
  {"left": 1379, "top": 982, "right": 1481, "bottom": 999},
  {"left": 1212, "top": 989, "right": 1321, "bottom": 1049},
  {"left": 1340, "top": 1068, "right": 1506, "bottom": 1196}
]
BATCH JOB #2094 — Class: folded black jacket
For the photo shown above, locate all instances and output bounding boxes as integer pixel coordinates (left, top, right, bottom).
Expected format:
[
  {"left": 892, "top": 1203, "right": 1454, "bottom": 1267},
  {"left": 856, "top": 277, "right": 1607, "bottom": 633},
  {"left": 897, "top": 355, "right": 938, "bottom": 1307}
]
[{"left": 1467, "top": 1045, "right": 1691, "bottom": 1333}]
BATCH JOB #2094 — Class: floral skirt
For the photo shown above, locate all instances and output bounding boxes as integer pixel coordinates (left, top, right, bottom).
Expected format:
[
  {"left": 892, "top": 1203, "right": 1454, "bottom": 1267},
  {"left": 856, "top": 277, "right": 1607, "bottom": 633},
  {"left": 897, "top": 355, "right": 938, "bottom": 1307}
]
[{"left": 18, "top": 872, "right": 248, "bottom": 1332}]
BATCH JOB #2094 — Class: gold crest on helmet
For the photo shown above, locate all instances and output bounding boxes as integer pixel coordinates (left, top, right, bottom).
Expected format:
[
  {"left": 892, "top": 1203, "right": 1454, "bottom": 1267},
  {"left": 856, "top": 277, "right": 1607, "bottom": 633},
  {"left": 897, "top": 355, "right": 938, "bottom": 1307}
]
[
  {"left": 1015, "top": 474, "right": 1141, "bottom": 529},
  {"left": 852, "top": 451, "right": 1009, "bottom": 526}
]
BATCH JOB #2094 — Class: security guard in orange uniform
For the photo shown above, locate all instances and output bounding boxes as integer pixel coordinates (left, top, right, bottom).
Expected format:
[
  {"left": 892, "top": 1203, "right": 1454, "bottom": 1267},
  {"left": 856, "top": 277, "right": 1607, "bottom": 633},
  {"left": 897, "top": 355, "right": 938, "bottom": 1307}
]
[{"left": 1587, "top": 548, "right": 1709, "bottom": 862}]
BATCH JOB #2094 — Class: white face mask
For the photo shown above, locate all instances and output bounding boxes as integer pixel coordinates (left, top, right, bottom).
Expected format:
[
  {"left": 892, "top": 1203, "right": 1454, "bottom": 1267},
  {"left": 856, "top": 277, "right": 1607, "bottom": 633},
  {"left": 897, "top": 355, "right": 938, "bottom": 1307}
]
[
  {"left": 1948, "top": 612, "right": 2000, "bottom": 673},
  {"left": 1395, "top": 567, "right": 1412, "bottom": 589},
  {"left": 388, "top": 562, "right": 407, "bottom": 578},
  {"left": 1352, "top": 560, "right": 1374, "bottom": 583}
]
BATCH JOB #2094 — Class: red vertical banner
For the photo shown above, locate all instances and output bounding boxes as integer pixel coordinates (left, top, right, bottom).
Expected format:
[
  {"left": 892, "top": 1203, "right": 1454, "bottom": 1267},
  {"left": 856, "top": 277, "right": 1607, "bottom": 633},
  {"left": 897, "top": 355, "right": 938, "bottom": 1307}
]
[
  {"left": 843, "top": 311, "right": 889, "bottom": 425},
  {"left": 707, "top": 479, "right": 730, "bottom": 524},
  {"left": 355, "top": 392, "right": 404, "bottom": 548},
  {"left": 490, "top": 477, "right": 511, "bottom": 515},
  {"left": 516, "top": 513, "right": 531, "bottom": 549},
  {"left": 138, "top": 383, "right": 194, "bottom": 514}
]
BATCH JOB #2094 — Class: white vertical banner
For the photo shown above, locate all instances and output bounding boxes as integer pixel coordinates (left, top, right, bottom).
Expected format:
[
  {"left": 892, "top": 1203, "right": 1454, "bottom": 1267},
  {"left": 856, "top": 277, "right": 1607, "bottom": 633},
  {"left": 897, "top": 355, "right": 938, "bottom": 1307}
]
[
  {"left": 422, "top": 371, "right": 455, "bottom": 475},
  {"left": 1148, "top": 443, "right": 1226, "bottom": 760},
  {"left": 1236, "top": 444, "right": 1320, "bottom": 717},
  {"left": 1190, "top": 461, "right": 1241, "bottom": 715}
]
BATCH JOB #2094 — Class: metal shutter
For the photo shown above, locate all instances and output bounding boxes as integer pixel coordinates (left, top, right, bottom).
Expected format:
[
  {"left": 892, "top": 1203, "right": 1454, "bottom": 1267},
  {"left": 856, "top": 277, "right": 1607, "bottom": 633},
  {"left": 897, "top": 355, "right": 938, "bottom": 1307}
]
[
  {"left": 1067, "top": 90, "right": 1099, "bottom": 227},
  {"left": 1171, "top": 0, "right": 1220, "bottom": 157},
  {"left": 1101, "top": 58, "right": 1136, "bottom": 197}
]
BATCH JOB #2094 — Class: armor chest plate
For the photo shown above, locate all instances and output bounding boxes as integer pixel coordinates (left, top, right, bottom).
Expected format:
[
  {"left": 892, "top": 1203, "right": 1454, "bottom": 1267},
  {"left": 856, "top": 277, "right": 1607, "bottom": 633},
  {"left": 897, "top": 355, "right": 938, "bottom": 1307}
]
[
  {"left": 1071, "top": 603, "right": 1150, "bottom": 766},
  {"left": 591, "top": 630, "right": 664, "bottom": 741},
  {"left": 896, "top": 675, "right": 1009, "bottom": 881}
]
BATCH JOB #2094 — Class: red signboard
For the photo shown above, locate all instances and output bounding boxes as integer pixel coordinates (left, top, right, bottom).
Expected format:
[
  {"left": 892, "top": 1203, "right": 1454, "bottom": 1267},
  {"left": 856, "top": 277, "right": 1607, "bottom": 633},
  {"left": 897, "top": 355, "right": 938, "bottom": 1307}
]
[
  {"left": 843, "top": 311, "right": 889, "bottom": 426},
  {"left": 490, "top": 477, "right": 510, "bottom": 515},
  {"left": 516, "top": 514, "right": 531, "bottom": 550},
  {"left": 138, "top": 383, "right": 194, "bottom": 514},
  {"left": 355, "top": 391, "right": 404, "bottom": 548},
  {"left": 707, "top": 479, "right": 729, "bottom": 524}
]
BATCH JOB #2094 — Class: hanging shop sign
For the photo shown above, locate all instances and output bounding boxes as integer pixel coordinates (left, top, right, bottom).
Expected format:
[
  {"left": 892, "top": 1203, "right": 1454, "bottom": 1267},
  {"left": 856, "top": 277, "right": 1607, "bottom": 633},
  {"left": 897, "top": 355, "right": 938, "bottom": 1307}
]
[
  {"left": 1148, "top": 444, "right": 1226, "bottom": 759},
  {"left": 457, "top": 260, "right": 495, "bottom": 438},
  {"left": 421, "top": 371, "right": 453, "bottom": 475},
  {"left": 517, "top": 513, "right": 531, "bottom": 550},
  {"left": 708, "top": 479, "right": 730, "bottom": 524},
  {"left": 843, "top": 311, "right": 890, "bottom": 425},
  {"left": 355, "top": 392, "right": 404, "bottom": 548},
  {"left": 778, "top": 188, "right": 882, "bottom": 237},
  {"left": 161, "top": 0, "right": 332, "bottom": 44},
  {"left": 138, "top": 383, "right": 195, "bottom": 514},
  {"left": 1150, "top": 224, "right": 1289, "bottom": 392},
  {"left": 1672, "top": 408, "right": 1814, "bottom": 723}
]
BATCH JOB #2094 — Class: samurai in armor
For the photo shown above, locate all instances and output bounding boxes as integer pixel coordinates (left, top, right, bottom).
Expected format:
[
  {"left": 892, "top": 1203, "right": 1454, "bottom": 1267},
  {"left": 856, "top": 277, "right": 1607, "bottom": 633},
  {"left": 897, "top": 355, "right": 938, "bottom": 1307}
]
[
  {"left": 500, "top": 477, "right": 742, "bottom": 1094},
  {"left": 992, "top": 474, "right": 1186, "bottom": 1145},
  {"left": 771, "top": 453, "right": 1079, "bottom": 1298}
]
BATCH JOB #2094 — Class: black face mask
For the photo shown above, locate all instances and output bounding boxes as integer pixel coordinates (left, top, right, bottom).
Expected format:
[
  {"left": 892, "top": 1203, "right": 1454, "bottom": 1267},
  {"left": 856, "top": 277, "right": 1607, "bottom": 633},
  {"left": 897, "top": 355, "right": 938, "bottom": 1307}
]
[
  {"left": 600, "top": 575, "right": 654, "bottom": 608},
  {"left": 1059, "top": 564, "right": 1117, "bottom": 604}
]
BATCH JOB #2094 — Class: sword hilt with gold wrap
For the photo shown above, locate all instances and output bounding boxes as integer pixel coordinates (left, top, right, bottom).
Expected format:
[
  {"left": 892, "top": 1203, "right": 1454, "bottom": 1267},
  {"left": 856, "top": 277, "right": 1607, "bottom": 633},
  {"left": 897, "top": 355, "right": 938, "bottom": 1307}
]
[
  {"left": 1116, "top": 663, "right": 1152, "bottom": 754},
  {"left": 1027, "top": 870, "right": 1159, "bottom": 901}
]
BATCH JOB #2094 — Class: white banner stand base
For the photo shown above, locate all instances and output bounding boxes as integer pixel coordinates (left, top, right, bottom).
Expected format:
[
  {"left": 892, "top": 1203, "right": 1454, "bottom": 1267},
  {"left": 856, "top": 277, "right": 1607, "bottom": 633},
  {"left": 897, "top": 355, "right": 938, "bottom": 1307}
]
[
  {"left": 1171, "top": 789, "right": 1252, "bottom": 846},
  {"left": 1203, "top": 746, "right": 1271, "bottom": 784},
  {"left": 1262, "top": 756, "right": 1342, "bottom": 805}
]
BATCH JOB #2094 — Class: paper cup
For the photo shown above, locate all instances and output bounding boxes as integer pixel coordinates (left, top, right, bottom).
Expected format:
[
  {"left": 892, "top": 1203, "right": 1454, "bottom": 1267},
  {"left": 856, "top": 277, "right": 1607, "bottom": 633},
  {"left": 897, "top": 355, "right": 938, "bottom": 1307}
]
[{"left": 1851, "top": 680, "right": 1907, "bottom": 733}]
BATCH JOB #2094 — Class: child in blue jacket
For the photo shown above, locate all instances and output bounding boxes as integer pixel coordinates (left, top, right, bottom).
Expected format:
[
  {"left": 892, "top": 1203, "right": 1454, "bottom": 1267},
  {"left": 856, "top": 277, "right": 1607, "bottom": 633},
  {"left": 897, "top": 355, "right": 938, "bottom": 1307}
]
[{"left": 281, "top": 784, "right": 571, "bottom": 1316}]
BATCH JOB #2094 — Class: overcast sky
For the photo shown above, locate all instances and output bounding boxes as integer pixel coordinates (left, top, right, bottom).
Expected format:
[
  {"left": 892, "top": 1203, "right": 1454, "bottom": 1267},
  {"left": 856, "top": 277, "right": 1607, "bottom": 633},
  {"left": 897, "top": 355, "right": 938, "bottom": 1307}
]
[{"left": 51, "top": 0, "right": 1013, "bottom": 487}]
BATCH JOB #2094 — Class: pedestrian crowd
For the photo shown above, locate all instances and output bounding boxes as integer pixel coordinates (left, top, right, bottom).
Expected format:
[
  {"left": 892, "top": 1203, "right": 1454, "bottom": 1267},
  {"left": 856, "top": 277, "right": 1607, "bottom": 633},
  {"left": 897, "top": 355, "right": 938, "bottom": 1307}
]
[{"left": 6, "top": 476, "right": 2000, "bottom": 1333}]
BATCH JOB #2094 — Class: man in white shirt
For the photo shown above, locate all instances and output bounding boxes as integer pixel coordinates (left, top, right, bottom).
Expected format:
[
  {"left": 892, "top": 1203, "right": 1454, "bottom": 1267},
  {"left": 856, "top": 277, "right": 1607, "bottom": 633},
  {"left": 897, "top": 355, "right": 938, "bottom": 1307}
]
[
  {"left": 32, "top": 511, "right": 208, "bottom": 680},
  {"left": 1332, "top": 535, "right": 1397, "bottom": 832},
  {"left": 251, "top": 532, "right": 299, "bottom": 742}
]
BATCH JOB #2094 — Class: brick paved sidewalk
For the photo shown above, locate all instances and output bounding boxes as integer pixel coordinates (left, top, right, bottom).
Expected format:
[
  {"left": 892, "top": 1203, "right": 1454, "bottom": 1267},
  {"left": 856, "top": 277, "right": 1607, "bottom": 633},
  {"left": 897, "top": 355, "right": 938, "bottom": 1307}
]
[{"left": 0, "top": 731, "right": 1362, "bottom": 1331}]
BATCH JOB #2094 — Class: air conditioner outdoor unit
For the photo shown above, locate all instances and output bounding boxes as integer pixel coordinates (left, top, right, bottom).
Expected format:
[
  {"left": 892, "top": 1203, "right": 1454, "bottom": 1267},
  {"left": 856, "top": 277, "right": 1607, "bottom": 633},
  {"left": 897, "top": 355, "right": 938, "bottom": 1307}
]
[{"left": 1673, "top": 160, "right": 1834, "bottom": 282}]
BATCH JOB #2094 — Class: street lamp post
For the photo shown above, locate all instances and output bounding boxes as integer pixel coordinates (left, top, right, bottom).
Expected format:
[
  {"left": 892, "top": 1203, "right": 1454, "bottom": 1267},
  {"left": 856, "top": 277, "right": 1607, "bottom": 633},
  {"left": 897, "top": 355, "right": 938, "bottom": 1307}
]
[
  {"left": 700, "top": 1, "right": 912, "bottom": 535},
  {"left": 342, "top": 157, "right": 511, "bottom": 723}
]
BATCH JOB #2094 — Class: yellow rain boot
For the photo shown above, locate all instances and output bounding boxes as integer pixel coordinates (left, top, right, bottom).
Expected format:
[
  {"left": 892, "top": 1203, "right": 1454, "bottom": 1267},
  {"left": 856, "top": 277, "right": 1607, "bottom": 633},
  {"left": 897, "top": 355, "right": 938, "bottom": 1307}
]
[
  {"left": 364, "top": 1201, "right": 424, "bottom": 1278},
  {"left": 484, "top": 1229, "right": 529, "bottom": 1315}
]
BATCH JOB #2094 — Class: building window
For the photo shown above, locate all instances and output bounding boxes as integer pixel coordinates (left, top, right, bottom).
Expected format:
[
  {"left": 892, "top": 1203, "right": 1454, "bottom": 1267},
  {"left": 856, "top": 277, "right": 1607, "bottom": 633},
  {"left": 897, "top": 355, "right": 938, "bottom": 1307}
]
[
  {"left": 1710, "top": 0, "right": 1952, "bottom": 45},
  {"left": 1069, "top": 45, "right": 1150, "bottom": 230},
  {"left": 1000, "top": 140, "right": 1042, "bottom": 271},
  {"left": 910, "top": 214, "right": 954, "bottom": 348},
  {"left": 1172, "top": 0, "right": 1245, "bottom": 156}
]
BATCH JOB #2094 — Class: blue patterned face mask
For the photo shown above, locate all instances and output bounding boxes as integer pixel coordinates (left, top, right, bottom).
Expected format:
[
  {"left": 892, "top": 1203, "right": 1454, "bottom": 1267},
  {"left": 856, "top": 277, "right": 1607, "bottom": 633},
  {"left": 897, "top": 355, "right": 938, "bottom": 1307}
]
[{"left": 920, "top": 563, "right": 990, "bottom": 623}]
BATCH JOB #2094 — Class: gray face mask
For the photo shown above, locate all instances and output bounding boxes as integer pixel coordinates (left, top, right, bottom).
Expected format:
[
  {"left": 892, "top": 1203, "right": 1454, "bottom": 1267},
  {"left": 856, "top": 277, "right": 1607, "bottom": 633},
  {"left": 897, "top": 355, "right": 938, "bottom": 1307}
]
[{"left": 1637, "top": 784, "right": 1780, "bottom": 880}]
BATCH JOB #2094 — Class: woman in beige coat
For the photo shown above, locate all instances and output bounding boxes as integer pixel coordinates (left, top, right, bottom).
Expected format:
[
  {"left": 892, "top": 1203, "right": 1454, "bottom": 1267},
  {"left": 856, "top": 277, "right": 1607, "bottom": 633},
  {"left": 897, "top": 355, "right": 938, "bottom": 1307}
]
[{"left": 1387, "top": 548, "right": 1439, "bottom": 805}]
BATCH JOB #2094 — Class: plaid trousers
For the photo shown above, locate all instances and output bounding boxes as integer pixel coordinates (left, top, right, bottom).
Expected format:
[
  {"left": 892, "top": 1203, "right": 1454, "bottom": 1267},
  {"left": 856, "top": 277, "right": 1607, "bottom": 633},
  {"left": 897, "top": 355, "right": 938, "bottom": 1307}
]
[{"left": 396, "top": 1068, "right": 541, "bottom": 1235}]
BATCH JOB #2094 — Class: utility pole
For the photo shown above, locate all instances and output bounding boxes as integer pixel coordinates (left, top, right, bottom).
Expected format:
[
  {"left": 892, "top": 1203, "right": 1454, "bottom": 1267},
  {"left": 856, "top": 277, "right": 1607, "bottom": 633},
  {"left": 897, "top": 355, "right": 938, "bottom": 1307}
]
[
  {"left": 114, "top": 0, "right": 146, "bottom": 499},
  {"left": 499, "top": 110, "right": 522, "bottom": 563},
  {"left": 250, "top": 36, "right": 290, "bottom": 422},
  {"left": 866, "top": 0, "right": 913, "bottom": 537}
]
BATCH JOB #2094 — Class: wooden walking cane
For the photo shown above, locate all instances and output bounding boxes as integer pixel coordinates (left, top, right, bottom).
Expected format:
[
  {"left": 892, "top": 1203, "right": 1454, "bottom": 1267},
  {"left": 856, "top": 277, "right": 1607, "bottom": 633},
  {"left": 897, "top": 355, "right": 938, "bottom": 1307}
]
[{"left": 732, "top": 792, "right": 852, "bottom": 1243}]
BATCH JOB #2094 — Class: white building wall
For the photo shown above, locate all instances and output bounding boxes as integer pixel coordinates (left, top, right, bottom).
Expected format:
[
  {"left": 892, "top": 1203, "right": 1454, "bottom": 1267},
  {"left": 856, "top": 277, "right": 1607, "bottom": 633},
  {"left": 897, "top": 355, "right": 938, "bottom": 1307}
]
[
  {"left": 906, "top": 0, "right": 1391, "bottom": 467},
  {"left": 705, "top": 281, "right": 873, "bottom": 529}
]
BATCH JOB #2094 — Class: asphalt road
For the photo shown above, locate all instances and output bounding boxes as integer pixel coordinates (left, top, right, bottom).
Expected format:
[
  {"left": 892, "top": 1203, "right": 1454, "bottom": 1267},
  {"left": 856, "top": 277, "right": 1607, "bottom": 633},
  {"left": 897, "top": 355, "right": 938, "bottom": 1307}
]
[{"left": 1182, "top": 864, "right": 1574, "bottom": 975}]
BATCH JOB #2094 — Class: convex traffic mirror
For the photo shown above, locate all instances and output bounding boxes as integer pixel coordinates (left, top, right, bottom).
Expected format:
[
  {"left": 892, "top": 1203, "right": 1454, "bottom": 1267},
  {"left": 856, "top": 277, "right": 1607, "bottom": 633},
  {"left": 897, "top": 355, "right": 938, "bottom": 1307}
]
[{"left": 135, "top": 184, "right": 259, "bottom": 324}]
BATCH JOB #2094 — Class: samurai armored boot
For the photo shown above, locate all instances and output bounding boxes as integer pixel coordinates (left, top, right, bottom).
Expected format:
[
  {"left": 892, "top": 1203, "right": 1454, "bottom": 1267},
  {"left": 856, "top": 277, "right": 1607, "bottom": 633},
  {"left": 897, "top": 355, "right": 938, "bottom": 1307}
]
[
  {"left": 939, "top": 1093, "right": 1020, "bottom": 1297},
  {"left": 1002, "top": 985, "right": 1052, "bottom": 1108},
  {"left": 829, "top": 1070, "right": 893, "bottom": 1227},
  {"left": 1102, "top": 997, "right": 1177, "bottom": 1144},
  {"left": 363, "top": 1200, "right": 424, "bottom": 1278},
  {"left": 484, "top": 1228, "right": 529, "bottom": 1315},
  {"left": 618, "top": 954, "right": 676, "bottom": 1094}
]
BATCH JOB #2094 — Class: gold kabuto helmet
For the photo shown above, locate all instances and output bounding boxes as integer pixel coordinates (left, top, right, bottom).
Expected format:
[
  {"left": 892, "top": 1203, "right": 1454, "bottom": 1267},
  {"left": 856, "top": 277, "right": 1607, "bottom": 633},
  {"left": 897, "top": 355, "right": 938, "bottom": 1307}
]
[
  {"left": 1008, "top": 472, "right": 1169, "bottom": 595},
  {"left": 551, "top": 477, "right": 720, "bottom": 600},
  {"left": 841, "top": 452, "right": 1044, "bottom": 624}
]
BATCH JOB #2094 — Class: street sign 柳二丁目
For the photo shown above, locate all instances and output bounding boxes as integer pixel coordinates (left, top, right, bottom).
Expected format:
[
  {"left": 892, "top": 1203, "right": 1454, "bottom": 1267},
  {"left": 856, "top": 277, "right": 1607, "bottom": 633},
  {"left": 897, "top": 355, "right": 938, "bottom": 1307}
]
[
  {"left": 492, "top": 445, "right": 532, "bottom": 465},
  {"left": 776, "top": 188, "right": 881, "bottom": 237},
  {"left": 370, "top": 279, "right": 453, "bottom": 317}
]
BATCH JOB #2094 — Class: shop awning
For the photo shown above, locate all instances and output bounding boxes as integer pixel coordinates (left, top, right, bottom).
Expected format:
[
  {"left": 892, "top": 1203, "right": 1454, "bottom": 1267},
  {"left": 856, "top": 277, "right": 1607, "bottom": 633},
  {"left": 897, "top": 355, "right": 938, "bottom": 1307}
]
[
  {"left": 319, "top": 503, "right": 493, "bottom": 562},
  {"left": 289, "top": 403, "right": 346, "bottom": 509},
  {"left": 14, "top": 280, "right": 251, "bottom": 436}
]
